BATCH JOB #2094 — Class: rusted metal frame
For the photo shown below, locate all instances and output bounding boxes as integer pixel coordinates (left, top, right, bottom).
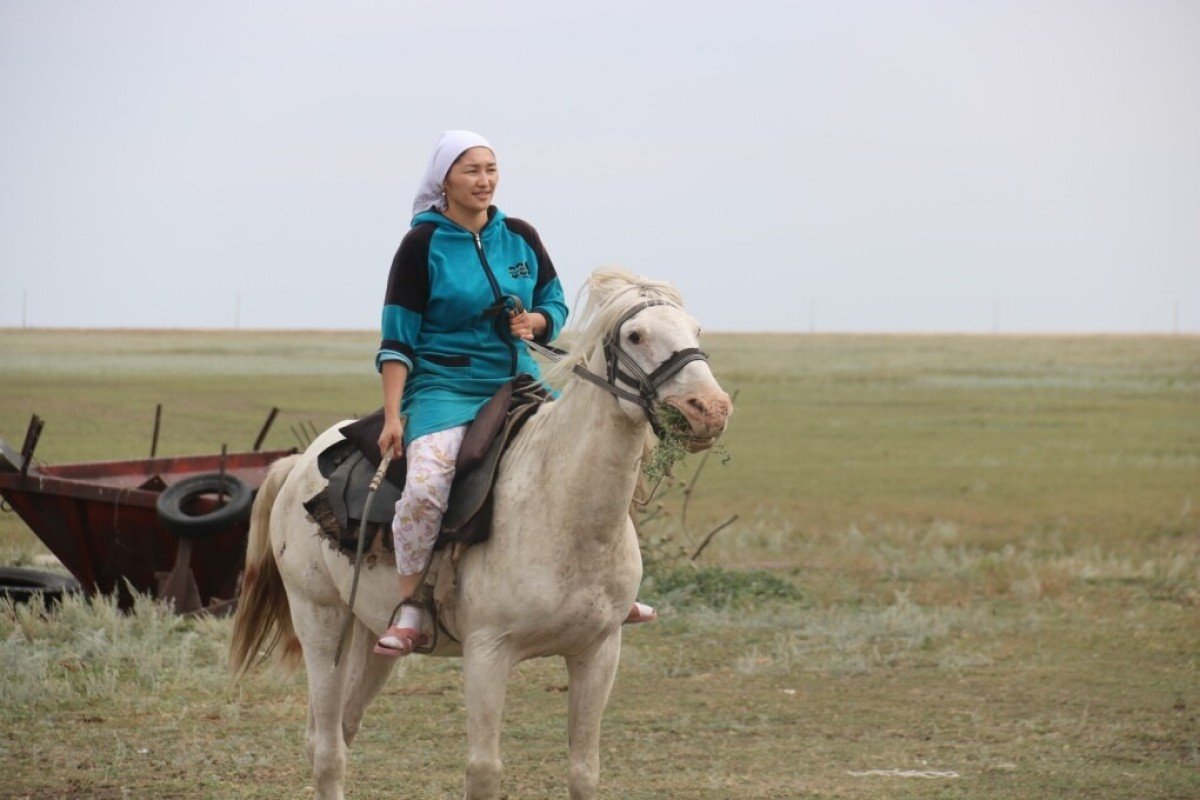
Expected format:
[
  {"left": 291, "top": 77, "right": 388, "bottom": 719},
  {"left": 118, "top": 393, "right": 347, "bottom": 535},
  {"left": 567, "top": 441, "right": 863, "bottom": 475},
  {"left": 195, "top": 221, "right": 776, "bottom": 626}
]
[
  {"left": 67, "top": 495, "right": 104, "bottom": 594},
  {"left": 0, "top": 472, "right": 160, "bottom": 507},
  {"left": 0, "top": 469, "right": 284, "bottom": 510},
  {"left": 2, "top": 490, "right": 102, "bottom": 594},
  {"left": 35, "top": 450, "right": 292, "bottom": 480},
  {"left": 0, "top": 441, "right": 294, "bottom": 613}
]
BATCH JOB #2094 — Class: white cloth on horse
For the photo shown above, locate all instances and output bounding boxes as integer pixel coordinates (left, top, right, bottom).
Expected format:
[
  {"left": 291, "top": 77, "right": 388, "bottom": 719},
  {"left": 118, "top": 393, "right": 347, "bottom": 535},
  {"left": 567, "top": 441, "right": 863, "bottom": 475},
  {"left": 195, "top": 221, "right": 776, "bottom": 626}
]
[{"left": 411, "top": 130, "right": 494, "bottom": 216}]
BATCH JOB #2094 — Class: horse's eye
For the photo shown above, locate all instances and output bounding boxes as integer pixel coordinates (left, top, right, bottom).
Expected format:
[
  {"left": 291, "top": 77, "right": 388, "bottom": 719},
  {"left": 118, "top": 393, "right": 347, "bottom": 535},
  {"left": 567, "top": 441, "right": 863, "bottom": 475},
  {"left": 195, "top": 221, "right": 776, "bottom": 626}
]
[{"left": 628, "top": 331, "right": 642, "bottom": 345}]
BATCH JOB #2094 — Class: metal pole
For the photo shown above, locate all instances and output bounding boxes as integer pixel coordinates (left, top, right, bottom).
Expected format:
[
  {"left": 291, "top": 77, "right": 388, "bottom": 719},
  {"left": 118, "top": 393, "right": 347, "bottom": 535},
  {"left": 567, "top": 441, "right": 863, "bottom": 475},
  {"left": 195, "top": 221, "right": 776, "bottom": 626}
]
[
  {"left": 150, "top": 404, "right": 163, "bottom": 458},
  {"left": 252, "top": 407, "right": 279, "bottom": 452},
  {"left": 19, "top": 414, "right": 44, "bottom": 486},
  {"left": 217, "top": 444, "right": 228, "bottom": 508}
]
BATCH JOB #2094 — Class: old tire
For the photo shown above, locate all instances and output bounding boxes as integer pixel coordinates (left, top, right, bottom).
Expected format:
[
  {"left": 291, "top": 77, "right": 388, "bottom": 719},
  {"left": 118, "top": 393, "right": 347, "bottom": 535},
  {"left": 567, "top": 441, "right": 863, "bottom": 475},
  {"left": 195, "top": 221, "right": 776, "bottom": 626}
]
[
  {"left": 0, "top": 567, "right": 81, "bottom": 605},
  {"left": 156, "top": 473, "right": 253, "bottom": 539}
]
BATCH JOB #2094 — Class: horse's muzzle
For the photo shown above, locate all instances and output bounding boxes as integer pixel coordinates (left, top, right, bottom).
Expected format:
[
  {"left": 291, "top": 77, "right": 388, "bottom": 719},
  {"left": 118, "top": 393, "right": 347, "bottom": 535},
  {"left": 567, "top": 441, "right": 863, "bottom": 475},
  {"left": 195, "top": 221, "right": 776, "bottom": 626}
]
[{"left": 664, "top": 391, "right": 732, "bottom": 452}]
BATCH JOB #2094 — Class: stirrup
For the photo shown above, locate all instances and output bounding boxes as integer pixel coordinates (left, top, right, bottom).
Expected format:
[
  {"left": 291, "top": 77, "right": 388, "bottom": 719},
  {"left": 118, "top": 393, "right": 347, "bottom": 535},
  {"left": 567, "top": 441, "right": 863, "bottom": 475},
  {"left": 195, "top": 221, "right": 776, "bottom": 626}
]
[{"left": 373, "top": 600, "right": 430, "bottom": 657}]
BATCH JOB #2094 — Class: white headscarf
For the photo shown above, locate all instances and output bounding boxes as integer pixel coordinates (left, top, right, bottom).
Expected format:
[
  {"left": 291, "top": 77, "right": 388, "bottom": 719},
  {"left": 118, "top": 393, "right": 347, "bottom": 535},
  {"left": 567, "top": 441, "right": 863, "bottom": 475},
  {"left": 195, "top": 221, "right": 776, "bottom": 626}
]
[{"left": 411, "top": 130, "right": 495, "bottom": 217}]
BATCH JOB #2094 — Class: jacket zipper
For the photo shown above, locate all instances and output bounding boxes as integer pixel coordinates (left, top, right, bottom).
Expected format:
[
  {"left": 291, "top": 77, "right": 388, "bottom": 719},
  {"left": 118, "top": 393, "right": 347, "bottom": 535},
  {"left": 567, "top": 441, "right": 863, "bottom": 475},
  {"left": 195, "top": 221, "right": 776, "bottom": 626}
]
[{"left": 473, "top": 232, "right": 518, "bottom": 377}]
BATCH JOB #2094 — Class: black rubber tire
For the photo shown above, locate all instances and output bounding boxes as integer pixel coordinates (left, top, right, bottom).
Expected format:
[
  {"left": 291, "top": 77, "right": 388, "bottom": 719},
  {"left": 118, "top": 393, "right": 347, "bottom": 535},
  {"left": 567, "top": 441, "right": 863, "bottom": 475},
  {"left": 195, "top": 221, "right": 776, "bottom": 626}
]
[
  {"left": 0, "top": 567, "right": 81, "bottom": 605},
  {"left": 156, "top": 473, "right": 253, "bottom": 539}
]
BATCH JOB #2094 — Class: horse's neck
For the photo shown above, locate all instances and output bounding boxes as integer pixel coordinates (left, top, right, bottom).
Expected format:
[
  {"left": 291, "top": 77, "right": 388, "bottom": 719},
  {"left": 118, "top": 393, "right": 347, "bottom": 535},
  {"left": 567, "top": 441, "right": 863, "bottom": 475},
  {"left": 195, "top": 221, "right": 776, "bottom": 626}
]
[{"left": 521, "top": 365, "right": 646, "bottom": 529}]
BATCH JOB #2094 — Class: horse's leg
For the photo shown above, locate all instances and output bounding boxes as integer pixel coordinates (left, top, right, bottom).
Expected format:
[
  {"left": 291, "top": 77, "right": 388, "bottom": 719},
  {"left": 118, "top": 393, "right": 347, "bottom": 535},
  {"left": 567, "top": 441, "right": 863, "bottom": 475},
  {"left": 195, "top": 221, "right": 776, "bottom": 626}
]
[
  {"left": 565, "top": 631, "right": 623, "bottom": 800},
  {"left": 340, "top": 618, "right": 398, "bottom": 747},
  {"left": 290, "top": 597, "right": 352, "bottom": 800},
  {"left": 461, "top": 638, "right": 515, "bottom": 800}
]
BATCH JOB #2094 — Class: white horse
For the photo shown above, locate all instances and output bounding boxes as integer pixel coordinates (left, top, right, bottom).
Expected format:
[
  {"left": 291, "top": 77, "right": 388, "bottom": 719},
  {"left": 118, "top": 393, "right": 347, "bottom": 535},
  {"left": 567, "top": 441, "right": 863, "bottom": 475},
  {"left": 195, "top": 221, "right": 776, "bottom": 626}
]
[{"left": 229, "top": 267, "right": 732, "bottom": 800}]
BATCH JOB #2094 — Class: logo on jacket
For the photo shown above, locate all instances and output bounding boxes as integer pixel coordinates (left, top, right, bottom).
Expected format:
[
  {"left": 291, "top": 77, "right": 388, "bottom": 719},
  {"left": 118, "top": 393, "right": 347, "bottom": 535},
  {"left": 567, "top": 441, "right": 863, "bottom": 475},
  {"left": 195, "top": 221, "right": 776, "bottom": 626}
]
[{"left": 508, "top": 262, "right": 531, "bottom": 279}]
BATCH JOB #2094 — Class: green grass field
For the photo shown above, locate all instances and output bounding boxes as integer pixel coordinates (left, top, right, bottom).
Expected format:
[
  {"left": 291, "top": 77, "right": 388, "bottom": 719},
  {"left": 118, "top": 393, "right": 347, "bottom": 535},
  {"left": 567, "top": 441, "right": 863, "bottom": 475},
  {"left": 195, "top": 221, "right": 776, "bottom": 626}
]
[{"left": 1, "top": 329, "right": 1197, "bottom": 799}]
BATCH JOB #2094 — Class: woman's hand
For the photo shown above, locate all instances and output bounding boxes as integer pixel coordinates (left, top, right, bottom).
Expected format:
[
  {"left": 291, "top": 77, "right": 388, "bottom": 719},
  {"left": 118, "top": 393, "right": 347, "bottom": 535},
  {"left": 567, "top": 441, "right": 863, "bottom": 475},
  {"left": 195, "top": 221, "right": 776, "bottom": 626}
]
[
  {"left": 379, "top": 416, "right": 404, "bottom": 459},
  {"left": 379, "top": 360, "right": 408, "bottom": 459},
  {"left": 509, "top": 310, "right": 546, "bottom": 341}
]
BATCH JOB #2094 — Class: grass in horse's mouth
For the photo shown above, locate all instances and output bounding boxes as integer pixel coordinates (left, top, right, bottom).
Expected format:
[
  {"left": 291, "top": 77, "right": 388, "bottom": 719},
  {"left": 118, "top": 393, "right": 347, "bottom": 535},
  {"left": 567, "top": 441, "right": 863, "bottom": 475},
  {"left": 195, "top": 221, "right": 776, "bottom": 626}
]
[
  {"left": 643, "top": 405, "right": 696, "bottom": 482},
  {"left": 658, "top": 403, "right": 690, "bottom": 434}
]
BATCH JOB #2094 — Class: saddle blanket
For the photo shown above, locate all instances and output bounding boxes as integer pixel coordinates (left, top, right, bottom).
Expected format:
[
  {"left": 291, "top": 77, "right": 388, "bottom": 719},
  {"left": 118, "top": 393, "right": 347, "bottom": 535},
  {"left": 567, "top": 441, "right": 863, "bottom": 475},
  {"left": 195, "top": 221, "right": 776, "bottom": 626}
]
[{"left": 304, "top": 374, "right": 550, "bottom": 556}]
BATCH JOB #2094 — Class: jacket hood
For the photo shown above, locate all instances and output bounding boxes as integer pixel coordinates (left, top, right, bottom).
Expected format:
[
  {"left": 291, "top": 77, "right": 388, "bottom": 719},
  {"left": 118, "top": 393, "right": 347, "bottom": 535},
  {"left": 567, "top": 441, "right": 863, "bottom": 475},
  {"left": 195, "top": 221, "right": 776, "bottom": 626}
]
[{"left": 411, "top": 206, "right": 506, "bottom": 235}]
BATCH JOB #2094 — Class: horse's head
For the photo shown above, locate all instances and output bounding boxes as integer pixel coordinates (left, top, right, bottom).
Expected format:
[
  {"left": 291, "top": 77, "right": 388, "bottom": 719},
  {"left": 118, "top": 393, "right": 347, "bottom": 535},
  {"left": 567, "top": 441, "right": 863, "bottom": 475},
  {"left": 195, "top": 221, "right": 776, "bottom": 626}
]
[
  {"left": 553, "top": 267, "right": 732, "bottom": 451},
  {"left": 611, "top": 301, "right": 732, "bottom": 451}
]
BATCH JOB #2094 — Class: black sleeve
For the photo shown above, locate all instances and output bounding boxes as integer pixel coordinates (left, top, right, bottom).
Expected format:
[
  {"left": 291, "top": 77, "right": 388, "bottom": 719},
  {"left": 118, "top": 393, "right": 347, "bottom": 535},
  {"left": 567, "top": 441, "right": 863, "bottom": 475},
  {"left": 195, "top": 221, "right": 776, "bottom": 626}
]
[
  {"left": 384, "top": 222, "right": 436, "bottom": 313},
  {"left": 503, "top": 217, "right": 559, "bottom": 291}
]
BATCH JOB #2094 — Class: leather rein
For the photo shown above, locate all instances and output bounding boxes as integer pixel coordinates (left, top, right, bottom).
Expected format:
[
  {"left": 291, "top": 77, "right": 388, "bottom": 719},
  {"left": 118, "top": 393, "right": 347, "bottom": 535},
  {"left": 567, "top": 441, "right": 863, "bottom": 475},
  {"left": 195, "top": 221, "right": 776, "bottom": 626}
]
[{"left": 518, "top": 298, "right": 709, "bottom": 430}]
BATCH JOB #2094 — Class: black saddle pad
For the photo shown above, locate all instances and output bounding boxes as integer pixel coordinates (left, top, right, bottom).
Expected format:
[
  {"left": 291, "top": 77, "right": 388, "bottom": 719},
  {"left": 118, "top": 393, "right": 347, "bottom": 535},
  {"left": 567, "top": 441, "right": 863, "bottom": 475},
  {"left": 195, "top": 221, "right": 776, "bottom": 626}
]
[
  {"left": 305, "top": 375, "right": 551, "bottom": 555},
  {"left": 318, "top": 440, "right": 405, "bottom": 527},
  {"left": 335, "top": 409, "right": 408, "bottom": 487}
]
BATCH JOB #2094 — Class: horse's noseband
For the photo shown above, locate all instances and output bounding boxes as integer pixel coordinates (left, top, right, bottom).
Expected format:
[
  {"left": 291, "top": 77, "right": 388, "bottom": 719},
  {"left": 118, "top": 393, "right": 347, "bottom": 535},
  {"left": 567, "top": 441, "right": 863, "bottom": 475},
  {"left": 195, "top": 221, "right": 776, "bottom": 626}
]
[
  {"left": 601, "top": 301, "right": 709, "bottom": 425},
  {"left": 522, "top": 298, "right": 710, "bottom": 432}
]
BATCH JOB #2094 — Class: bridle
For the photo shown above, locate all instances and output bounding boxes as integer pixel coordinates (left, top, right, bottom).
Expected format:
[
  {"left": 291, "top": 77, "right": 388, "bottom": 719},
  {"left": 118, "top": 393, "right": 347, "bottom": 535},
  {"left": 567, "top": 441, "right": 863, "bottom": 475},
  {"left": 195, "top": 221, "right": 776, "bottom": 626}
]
[{"left": 518, "top": 297, "right": 709, "bottom": 430}]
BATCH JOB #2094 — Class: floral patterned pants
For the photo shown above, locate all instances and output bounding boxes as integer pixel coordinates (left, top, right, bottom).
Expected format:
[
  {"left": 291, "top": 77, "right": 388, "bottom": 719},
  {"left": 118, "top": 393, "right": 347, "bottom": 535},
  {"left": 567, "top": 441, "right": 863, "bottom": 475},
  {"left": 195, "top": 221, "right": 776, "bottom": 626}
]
[{"left": 391, "top": 424, "right": 467, "bottom": 575}]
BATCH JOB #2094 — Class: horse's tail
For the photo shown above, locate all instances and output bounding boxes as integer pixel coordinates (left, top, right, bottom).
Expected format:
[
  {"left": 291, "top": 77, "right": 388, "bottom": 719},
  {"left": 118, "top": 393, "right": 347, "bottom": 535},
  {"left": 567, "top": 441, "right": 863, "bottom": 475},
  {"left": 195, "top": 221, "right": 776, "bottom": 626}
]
[{"left": 229, "top": 453, "right": 303, "bottom": 679}]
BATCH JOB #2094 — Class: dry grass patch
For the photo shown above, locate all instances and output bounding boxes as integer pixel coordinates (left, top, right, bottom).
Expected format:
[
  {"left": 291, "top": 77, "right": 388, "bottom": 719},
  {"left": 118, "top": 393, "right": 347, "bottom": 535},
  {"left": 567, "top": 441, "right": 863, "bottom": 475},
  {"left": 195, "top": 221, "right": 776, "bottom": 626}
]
[{"left": 1, "top": 330, "right": 1197, "bottom": 798}]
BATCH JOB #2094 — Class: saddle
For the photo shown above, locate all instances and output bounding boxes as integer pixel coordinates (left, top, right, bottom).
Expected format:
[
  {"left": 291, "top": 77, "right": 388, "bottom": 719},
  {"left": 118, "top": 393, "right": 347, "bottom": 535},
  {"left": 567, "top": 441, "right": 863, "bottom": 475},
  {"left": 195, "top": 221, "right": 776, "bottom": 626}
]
[{"left": 304, "top": 374, "right": 551, "bottom": 555}]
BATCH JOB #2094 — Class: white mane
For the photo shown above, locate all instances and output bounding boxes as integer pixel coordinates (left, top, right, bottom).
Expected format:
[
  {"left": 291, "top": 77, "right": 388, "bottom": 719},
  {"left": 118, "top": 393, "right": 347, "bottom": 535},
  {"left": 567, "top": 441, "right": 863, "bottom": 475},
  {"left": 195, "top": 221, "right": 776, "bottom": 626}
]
[{"left": 544, "top": 266, "right": 685, "bottom": 388}]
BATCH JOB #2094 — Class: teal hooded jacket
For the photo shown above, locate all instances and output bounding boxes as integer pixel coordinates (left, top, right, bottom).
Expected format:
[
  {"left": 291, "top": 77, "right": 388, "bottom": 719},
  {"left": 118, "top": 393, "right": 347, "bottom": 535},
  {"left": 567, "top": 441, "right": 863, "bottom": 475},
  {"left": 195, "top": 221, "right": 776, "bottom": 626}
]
[{"left": 375, "top": 207, "right": 568, "bottom": 444}]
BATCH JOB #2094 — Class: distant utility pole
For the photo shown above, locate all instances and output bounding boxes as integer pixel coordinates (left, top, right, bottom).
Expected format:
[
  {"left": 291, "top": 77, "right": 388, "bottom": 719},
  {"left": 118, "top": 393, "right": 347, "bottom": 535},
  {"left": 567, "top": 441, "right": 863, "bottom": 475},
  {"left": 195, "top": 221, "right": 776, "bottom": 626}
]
[
  {"left": 809, "top": 298, "right": 816, "bottom": 333},
  {"left": 235, "top": 293, "right": 241, "bottom": 330},
  {"left": 1173, "top": 300, "right": 1180, "bottom": 334},
  {"left": 22, "top": 290, "right": 27, "bottom": 328}
]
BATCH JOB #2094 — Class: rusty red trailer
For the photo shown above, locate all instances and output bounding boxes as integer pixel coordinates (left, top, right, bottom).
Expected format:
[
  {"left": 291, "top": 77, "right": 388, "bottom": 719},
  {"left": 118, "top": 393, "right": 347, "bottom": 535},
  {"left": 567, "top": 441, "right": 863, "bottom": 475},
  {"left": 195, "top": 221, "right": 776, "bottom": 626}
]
[{"left": 0, "top": 443, "right": 294, "bottom": 611}]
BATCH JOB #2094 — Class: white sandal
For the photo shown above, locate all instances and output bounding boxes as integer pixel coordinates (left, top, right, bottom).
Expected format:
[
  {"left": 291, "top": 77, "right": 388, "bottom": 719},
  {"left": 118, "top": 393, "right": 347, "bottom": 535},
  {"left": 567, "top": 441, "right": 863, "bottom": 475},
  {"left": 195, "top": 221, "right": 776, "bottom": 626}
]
[{"left": 623, "top": 601, "right": 657, "bottom": 625}]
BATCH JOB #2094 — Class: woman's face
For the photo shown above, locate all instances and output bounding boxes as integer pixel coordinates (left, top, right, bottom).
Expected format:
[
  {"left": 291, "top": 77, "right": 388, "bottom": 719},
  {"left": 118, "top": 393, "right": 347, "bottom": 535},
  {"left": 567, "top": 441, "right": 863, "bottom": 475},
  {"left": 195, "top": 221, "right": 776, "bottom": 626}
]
[{"left": 443, "top": 147, "right": 498, "bottom": 216}]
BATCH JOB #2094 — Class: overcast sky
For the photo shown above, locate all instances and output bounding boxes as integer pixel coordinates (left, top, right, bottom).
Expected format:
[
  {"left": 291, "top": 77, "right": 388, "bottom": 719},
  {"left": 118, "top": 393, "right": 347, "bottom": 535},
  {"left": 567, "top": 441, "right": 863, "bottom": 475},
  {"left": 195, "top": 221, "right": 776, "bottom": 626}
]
[{"left": 2, "top": 1, "right": 1197, "bottom": 333}]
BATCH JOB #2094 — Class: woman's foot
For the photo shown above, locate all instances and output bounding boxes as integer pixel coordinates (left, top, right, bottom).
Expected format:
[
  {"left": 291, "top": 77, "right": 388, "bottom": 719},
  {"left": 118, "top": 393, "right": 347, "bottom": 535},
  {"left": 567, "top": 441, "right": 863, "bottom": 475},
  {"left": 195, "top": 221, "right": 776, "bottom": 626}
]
[
  {"left": 373, "top": 603, "right": 427, "bottom": 657},
  {"left": 373, "top": 625, "right": 428, "bottom": 657},
  {"left": 623, "top": 601, "right": 657, "bottom": 625}
]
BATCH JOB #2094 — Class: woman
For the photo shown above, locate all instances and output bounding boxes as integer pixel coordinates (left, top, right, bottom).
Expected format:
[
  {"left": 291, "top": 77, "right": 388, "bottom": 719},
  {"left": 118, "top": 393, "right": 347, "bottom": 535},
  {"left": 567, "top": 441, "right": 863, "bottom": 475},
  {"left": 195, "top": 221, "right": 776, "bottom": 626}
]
[{"left": 374, "top": 131, "right": 653, "bottom": 657}]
